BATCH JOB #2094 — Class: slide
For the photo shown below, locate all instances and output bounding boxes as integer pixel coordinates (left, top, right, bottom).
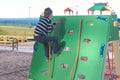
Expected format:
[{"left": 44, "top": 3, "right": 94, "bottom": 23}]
[{"left": 29, "top": 15, "right": 119, "bottom": 80}]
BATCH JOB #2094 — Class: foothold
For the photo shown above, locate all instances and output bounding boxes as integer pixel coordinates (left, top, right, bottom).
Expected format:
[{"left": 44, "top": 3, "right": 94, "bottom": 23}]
[
  {"left": 64, "top": 46, "right": 70, "bottom": 51},
  {"left": 80, "top": 56, "right": 88, "bottom": 61},
  {"left": 42, "top": 70, "right": 48, "bottom": 75},
  {"left": 61, "top": 63, "right": 68, "bottom": 68},
  {"left": 67, "top": 30, "right": 73, "bottom": 34},
  {"left": 96, "top": 15, "right": 108, "bottom": 22},
  {"left": 84, "top": 38, "right": 91, "bottom": 43},
  {"left": 87, "top": 22, "right": 94, "bottom": 26},
  {"left": 90, "top": 23, "right": 93, "bottom": 26},
  {"left": 78, "top": 74, "right": 85, "bottom": 79}
]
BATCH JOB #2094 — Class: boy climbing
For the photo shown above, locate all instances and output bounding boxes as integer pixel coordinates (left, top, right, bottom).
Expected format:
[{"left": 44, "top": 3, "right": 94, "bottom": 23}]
[{"left": 34, "top": 7, "right": 63, "bottom": 61}]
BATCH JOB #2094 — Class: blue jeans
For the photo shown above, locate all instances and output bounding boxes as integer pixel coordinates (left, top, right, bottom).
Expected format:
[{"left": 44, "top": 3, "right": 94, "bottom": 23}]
[{"left": 34, "top": 35, "right": 60, "bottom": 57}]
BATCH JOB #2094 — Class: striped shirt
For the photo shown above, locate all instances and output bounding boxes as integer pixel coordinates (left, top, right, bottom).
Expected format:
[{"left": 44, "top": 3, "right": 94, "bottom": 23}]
[{"left": 34, "top": 17, "right": 54, "bottom": 36}]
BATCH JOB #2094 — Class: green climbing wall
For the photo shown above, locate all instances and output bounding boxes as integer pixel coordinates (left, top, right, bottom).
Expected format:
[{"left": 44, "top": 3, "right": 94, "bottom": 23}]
[{"left": 29, "top": 15, "right": 119, "bottom": 80}]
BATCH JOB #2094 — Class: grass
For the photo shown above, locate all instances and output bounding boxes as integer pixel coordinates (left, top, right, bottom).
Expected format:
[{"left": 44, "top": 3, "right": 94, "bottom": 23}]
[{"left": 0, "top": 25, "right": 34, "bottom": 36}]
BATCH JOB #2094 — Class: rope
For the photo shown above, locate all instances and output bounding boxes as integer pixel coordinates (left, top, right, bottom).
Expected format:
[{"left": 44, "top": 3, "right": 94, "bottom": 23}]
[
  {"left": 70, "top": 19, "right": 82, "bottom": 80},
  {"left": 48, "top": 42, "right": 53, "bottom": 78}
]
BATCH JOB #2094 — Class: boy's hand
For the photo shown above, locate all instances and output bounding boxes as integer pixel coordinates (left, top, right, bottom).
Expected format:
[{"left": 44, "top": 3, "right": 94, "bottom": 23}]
[
  {"left": 53, "top": 19, "right": 63, "bottom": 28},
  {"left": 56, "top": 19, "right": 62, "bottom": 26}
]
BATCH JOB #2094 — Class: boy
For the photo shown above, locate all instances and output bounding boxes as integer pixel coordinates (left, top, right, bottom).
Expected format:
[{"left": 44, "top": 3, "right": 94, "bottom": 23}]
[{"left": 34, "top": 7, "right": 62, "bottom": 61}]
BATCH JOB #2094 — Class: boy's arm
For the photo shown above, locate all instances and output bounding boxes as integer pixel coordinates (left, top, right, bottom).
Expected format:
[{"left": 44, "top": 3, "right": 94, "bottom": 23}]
[{"left": 53, "top": 19, "right": 62, "bottom": 28}]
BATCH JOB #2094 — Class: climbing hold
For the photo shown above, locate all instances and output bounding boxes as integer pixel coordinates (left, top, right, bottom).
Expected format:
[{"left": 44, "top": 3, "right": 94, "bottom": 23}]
[
  {"left": 80, "top": 56, "right": 88, "bottom": 61},
  {"left": 64, "top": 46, "right": 70, "bottom": 51},
  {"left": 33, "top": 42, "right": 38, "bottom": 53},
  {"left": 61, "top": 63, "right": 68, "bottom": 68},
  {"left": 42, "top": 70, "right": 48, "bottom": 75},
  {"left": 96, "top": 15, "right": 108, "bottom": 22},
  {"left": 84, "top": 38, "right": 91, "bottom": 43},
  {"left": 113, "top": 21, "right": 117, "bottom": 27},
  {"left": 78, "top": 74, "right": 85, "bottom": 79},
  {"left": 67, "top": 30, "right": 73, "bottom": 34},
  {"left": 100, "top": 43, "right": 105, "bottom": 57}
]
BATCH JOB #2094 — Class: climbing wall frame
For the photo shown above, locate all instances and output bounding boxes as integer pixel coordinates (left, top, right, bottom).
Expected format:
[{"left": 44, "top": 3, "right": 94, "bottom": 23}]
[
  {"left": 29, "top": 15, "right": 119, "bottom": 80},
  {"left": 113, "top": 41, "right": 120, "bottom": 80}
]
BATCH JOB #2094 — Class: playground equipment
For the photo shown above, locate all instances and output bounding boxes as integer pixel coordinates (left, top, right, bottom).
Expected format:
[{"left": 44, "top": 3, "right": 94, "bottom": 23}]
[
  {"left": 29, "top": 2, "right": 119, "bottom": 80},
  {"left": 29, "top": 12, "right": 120, "bottom": 80},
  {"left": 0, "top": 36, "right": 18, "bottom": 51},
  {"left": 88, "top": 2, "right": 112, "bottom": 15},
  {"left": 0, "top": 34, "right": 33, "bottom": 50},
  {"left": 64, "top": 7, "right": 73, "bottom": 15},
  {"left": 0, "top": 34, "right": 33, "bottom": 43},
  {"left": 104, "top": 41, "right": 120, "bottom": 80}
]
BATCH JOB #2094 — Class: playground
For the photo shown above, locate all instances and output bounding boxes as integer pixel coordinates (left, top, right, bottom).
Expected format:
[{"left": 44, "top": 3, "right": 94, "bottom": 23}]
[
  {"left": 0, "top": 2, "right": 120, "bottom": 80},
  {"left": 29, "top": 2, "right": 120, "bottom": 80}
]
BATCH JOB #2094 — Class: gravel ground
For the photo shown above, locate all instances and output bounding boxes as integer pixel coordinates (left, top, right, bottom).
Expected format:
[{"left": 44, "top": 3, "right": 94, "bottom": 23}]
[{"left": 0, "top": 50, "right": 32, "bottom": 80}]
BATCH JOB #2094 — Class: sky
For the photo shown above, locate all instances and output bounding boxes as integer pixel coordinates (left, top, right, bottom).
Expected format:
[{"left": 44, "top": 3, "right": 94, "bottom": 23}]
[{"left": 0, "top": 0, "right": 120, "bottom": 18}]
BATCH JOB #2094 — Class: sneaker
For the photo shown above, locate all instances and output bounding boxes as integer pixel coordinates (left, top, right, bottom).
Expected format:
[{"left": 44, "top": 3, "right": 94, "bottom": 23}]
[
  {"left": 59, "top": 41, "right": 66, "bottom": 48},
  {"left": 55, "top": 47, "right": 64, "bottom": 56}
]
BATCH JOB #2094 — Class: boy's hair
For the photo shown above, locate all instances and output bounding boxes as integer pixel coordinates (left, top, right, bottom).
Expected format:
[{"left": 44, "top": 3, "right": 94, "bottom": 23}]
[{"left": 44, "top": 7, "right": 53, "bottom": 17}]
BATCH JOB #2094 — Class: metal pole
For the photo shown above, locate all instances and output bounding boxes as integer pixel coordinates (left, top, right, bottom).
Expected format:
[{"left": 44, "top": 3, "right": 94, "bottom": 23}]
[{"left": 29, "top": 6, "right": 31, "bottom": 18}]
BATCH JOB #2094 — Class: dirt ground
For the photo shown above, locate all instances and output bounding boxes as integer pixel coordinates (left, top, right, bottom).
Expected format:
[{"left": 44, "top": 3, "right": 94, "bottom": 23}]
[
  {"left": 0, "top": 50, "right": 32, "bottom": 80},
  {"left": 0, "top": 44, "right": 117, "bottom": 80}
]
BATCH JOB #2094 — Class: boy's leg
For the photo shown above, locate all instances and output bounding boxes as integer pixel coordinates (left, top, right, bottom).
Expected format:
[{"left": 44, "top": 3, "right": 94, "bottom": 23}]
[
  {"left": 34, "top": 35, "right": 50, "bottom": 58},
  {"left": 46, "top": 36, "right": 60, "bottom": 53},
  {"left": 43, "top": 42, "right": 49, "bottom": 58}
]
